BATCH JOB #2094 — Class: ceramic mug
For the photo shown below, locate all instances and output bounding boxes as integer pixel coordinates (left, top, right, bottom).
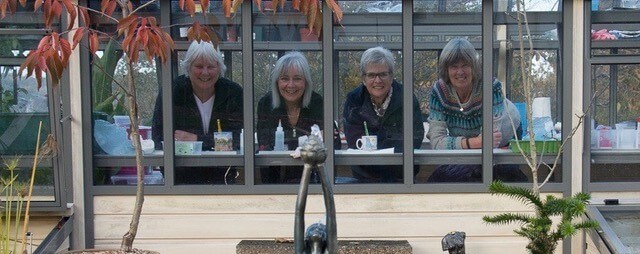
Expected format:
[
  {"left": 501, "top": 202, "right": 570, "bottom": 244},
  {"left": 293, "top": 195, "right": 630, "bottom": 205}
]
[{"left": 356, "top": 135, "right": 377, "bottom": 151}]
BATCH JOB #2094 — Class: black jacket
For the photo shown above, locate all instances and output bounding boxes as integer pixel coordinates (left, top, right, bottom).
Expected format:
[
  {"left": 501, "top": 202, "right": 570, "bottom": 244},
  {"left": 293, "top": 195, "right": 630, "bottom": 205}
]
[
  {"left": 343, "top": 80, "right": 424, "bottom": 152},
  {"left": 256, "top": 91, "right": 340, "bottom": 150},
  {"left": 152, "top": 75, "right": 243, "bottom": 150}
]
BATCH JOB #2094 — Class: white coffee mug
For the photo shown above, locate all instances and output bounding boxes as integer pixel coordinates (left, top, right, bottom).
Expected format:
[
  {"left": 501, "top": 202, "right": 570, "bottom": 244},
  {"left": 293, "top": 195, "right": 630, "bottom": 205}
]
[{"left": 356, "top": 135, "right": 377, "bottom": 150}]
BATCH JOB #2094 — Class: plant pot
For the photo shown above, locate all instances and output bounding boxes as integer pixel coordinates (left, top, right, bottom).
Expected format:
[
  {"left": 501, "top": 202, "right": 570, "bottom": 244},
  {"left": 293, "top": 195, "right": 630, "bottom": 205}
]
[{"left": 509, "top": 140, "right": 560, "bottom": 154}]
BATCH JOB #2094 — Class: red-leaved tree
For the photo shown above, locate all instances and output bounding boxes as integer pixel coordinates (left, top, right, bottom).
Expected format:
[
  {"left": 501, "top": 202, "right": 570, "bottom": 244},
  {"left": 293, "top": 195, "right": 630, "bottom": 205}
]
[{"left": 0, "top": 0, "right": 341, "bottom": 252}]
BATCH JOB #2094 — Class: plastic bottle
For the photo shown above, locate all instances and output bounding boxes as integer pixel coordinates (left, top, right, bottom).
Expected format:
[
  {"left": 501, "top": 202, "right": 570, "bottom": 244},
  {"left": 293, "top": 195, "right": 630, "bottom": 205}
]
[
  {"left": 239, "top": 129, "right": 244, "bottom": 153},
  {"left": 636, "top": 117, "right": 640, "bottom": 149},
  {"left": 274, "top": 120, "right": 285, "bottom": 151}
]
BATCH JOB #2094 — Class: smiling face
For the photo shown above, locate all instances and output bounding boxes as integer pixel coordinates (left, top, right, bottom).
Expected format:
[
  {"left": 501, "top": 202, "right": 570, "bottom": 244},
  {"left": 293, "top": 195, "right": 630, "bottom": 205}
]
[
  {"left": 189, "top": 57, "right": 220, "bottom": 94},
  {"left": 277, "top": 67, "right": 306, "bottom": 105},
  {"left": 447, "top": 61, "right": 473, "bottom": 92},
  {"left": 362, "top": 63, "right": 392, "bottom": 105}
]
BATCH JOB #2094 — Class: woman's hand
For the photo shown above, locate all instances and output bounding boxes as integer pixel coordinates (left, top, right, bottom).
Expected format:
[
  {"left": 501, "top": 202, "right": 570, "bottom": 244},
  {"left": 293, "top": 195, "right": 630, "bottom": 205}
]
[
  {"left": 174, "top": 130, "right": 198, "bottom": 141},
  {"left": 471, "top": 130, "right": 502, "bottom": 148}
]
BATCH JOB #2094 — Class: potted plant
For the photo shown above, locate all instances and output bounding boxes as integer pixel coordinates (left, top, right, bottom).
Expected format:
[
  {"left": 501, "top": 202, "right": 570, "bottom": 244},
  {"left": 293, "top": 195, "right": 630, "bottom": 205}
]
[
  {"left": 483, "top": 1, "right": 598, "bottom": 253},
  {"left": 1, "top": 0, "right": 342, "bottom": 252}
]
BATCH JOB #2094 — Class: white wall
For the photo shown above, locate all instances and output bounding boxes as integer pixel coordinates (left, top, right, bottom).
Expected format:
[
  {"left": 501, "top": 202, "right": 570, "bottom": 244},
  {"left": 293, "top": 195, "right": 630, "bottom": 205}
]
[{"left": 92, "top": 194, "right": 565, "bottom": 254}]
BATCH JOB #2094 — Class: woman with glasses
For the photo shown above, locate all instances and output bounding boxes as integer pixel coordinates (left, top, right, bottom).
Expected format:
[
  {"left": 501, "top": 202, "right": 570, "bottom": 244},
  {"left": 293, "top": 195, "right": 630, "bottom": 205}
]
[{"left": 343, "top": 46, "right": 424, "bottom": 183}]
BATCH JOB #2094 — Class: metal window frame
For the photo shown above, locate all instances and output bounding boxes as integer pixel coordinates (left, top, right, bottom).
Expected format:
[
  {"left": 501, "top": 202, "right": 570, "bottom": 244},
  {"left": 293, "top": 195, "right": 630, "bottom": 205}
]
[
  {"left": 0, "top": 13, "right": 70, "bottom": 211},
  {"left": 77, "top": 0, "right": 584, "bottom": 248},
  {"left": 584, "top": 0, "right": 640, "bottom": 192}
]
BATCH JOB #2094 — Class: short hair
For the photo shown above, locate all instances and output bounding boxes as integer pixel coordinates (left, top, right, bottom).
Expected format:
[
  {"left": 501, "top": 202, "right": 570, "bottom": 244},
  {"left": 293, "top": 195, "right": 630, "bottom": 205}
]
[
  {"left": 438, "top": 38, "right": 481, "bottom": 85},
  {"left": 181, "top": 40, "right": 227, "bottom": 78},
  {"left": 270, "top": 51, "right": 314, "bottom": 109},
  {"left": 359, "top": 46, "right": 395, "bottom": 76}
]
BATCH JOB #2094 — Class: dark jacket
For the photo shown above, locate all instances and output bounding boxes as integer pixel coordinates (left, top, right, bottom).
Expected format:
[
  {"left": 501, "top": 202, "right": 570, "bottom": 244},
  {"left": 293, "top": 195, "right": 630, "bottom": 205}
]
[
  {"left": 152, "top": 75, "right": 243, "bottom": 151},
  {"left": 257, "top": 91, "right": 340, "bottom": 151},
  {"left": 343, "top": 80, "right": 424, "bottom": 152}
]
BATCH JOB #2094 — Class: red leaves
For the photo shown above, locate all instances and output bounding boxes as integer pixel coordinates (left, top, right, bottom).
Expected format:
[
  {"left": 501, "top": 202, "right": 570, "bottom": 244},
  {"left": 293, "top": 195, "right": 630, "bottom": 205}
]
[
  {"left": 247, "top": 0, "right": 344, "bottom": 34},
  {"left": 20, "top": 32, "right": 71, "bottom": 89},
  {"left": 117, "top": 16, "right": 174, "bottom": 64},
  {"left": 187, "top": 21, "right": 219, "bottom": 45},
  {"left": 180, "top": 0, "right": 211, "bottom": 17}
]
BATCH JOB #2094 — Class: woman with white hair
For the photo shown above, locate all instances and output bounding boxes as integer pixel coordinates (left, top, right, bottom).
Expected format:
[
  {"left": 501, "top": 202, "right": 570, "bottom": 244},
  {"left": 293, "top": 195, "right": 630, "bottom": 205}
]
[
  {"left": 343, "top": 46, "right": 424, "bottom": 183},
  {"left": 152, "top": 40, "right": 243, "bottom": 184},
  {"left": 256, "top": 51, "right": 335, "bottom": 183}
]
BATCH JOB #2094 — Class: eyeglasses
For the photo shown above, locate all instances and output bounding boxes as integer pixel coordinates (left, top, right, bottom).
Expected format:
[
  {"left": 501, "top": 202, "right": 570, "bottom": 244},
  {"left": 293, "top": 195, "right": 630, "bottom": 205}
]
[{"left": 363, "top": 71, "right": 390, "bottom": 80}]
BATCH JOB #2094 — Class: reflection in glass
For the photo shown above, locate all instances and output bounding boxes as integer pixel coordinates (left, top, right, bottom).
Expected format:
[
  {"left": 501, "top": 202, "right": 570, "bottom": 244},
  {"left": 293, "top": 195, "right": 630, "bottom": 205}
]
[
  {"left": 494, "top": 0, "right": 560, "bottom": 12},
  {"left": 413, "top": 0, "right": 481, "bottom": 13},
  {"left": 0, "top": 66, "right": 50, "bottom": 155}
]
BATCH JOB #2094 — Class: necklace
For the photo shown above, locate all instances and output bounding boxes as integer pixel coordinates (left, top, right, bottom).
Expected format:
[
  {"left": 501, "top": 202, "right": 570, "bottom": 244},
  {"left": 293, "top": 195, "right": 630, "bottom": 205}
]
[{"left": 454, "top": 89, "right": 472, "bottom": 112}]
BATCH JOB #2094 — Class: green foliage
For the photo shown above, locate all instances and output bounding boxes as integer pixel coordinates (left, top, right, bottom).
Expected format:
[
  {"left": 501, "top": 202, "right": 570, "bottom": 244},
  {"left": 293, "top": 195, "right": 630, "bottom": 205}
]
[
  {"left": 483, "top": 181, "right": 598, "bottom": 254},
  {"left": 92, "top": 39, "right": 126, "bottom": 117},
  {"left": 0, "top": 87, "right": 27, "bottom": 113}
]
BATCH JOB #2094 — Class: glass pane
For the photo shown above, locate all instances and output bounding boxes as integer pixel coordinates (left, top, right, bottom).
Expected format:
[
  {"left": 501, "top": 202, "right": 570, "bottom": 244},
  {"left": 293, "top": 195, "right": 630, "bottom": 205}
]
[
  {"left": 252, "top": 1, "right": 318, "bottom": 42},
  {"left": 171, "top": 0, "right": 241, "bottom": 42},
  {"left": 175, "top": 166, "right": 244, "bottom": 185},
  {"left": 0, "top": 166, "right": 55, "bottom": 200},
  {"left": 94, "top": 166, "right": 164, "bottom": 186},
  {"left": 339, "top": 1, "right": 402, "bottom": 13},
  {"left": 494, "top": 0, "right": 561, "bottom": 12},
  {"left": 413, "top": 0, "right": 481, "bottom": 12},
  {"left": 591, "top": 164, "right": 640, "bottom": 182},
  {"left": 88, "top": 0, "right": 159, "bottom": 35},
  {"left": 0, "top": 66, "right": 50, "bottom": 155},
  {"left": 590, "top": 1, "right": 640, "bottom": 56},
  {"left": 92, "top": 52, "right": 158, "bottom": 156},
  {"left": 492, "top": 12, "right": 560, "bottom": 182},
  {"left": 253, "top": 51, "right": 325, "bottom": 184},
  {"left": 0, "top": 32, "right": 45, "bottom": 58},
  {"left": 591, "top": 64, "right": 640, "bottom": 149},
  {"left": 169, "top": 42, "right": 244, "bottom": 185},
  {"left": 334, "top": 47, "right": 411, "bottom": 184}
]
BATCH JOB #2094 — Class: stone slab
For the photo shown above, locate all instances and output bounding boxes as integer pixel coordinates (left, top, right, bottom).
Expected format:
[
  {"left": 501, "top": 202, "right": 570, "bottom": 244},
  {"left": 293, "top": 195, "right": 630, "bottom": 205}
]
[{"left": 236, "top": 240, "right": 412, "bottom": 254}]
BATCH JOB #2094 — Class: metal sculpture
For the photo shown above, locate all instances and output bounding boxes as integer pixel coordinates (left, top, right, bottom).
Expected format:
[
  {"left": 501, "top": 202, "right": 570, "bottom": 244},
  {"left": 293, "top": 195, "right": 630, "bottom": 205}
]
[
  {"left": 294, "top": 134, "right": 337, "bottom": 254},
  {"left": 441, "top": 231, "right": 466, "bottom": 254}
]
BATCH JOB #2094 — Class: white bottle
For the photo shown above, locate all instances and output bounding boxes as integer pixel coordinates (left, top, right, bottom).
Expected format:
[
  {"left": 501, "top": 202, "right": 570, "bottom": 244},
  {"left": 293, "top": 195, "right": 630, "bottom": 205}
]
[
  {"left": 636, "top": 117, "right": 640, "bottom": 149},
  {"left": 274, "top": 120, "right": 285, "bottom": 151},
  {"left": 239, "top": 129, "right": 244, "bottom": 154}
]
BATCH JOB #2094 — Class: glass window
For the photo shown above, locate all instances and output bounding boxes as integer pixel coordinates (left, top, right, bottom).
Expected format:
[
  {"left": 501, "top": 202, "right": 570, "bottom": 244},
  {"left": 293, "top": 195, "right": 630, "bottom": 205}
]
[
  {"left": 170, "top": 0, "right": 241, "bottom": 43},
  {"left": 414, "top": 1, "right": 487, "bottom": 183},
  {"left": 253, "top": 51, "right": 325, "bottom": 185},
  {"left": 590, "top": 64, "right": 640, "bottom": 150},
  {"left": 590, "top": 0, "right": 640, "bottom": 56},
  {"left": 334, "top": 3, "right": 408, "bottom": 183},
  {"left": 0, "top": 66, "right": 50, "bottom": 155},
  {"left": 167, "top": 46, "right": 244, "bottom": 185}
]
